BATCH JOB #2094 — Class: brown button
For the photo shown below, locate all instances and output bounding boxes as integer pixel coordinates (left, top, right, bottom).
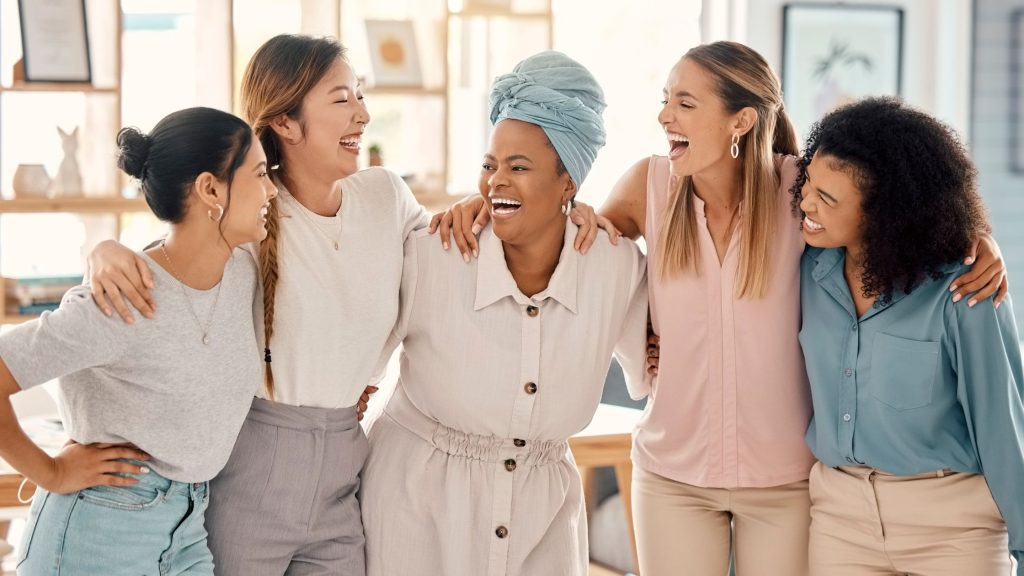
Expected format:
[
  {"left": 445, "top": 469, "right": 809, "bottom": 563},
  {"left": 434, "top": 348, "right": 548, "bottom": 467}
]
[
  {"left": 524, "top": 382, "right": 538, "bottom": 395},
  {"left": 526, "top": 305, "right": 539, "bottom": 317},
  {"left": 504, "top": 459, "right": 517, "bottom": 472},
  {"left": 495, "top": 526, "right": 509, "bottom": 539},
  {"left": 513, "top": 438, "right": 526, "bottom": 448}
]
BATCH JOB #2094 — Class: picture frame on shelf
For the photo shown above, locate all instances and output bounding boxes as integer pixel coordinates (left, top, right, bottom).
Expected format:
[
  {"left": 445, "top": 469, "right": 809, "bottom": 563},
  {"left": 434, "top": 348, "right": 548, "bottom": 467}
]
[
  {"left": 781, "top": 3, "right": 903, "bottom": 138},
  {"left": 1011, "top": 9, "right": 1024, "bottom": 174},
  {"left": 17, "top": 0, "right": 92, "bottom": 83},
  {"left": 365, "top": 20, "right": 423, "bottom": 88}
]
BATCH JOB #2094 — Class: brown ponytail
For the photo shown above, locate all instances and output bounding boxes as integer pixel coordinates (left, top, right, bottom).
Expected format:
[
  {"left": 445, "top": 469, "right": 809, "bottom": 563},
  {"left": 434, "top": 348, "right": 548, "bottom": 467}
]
[{"left": 773, "top": 105, "right": 799, "bottom": 156}]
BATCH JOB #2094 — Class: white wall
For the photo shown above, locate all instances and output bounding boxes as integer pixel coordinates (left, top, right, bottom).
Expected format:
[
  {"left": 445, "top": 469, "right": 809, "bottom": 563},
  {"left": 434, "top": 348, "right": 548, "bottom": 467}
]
[{"left": 742, "top": 0, "right": 973, "bottom": 136}]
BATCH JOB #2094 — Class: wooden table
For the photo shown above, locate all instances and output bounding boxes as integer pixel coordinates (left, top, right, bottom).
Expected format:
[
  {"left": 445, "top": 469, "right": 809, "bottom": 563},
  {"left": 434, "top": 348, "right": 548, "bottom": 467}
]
[{"left": 570, "top": 403, "right": 643, "bottom": 575}]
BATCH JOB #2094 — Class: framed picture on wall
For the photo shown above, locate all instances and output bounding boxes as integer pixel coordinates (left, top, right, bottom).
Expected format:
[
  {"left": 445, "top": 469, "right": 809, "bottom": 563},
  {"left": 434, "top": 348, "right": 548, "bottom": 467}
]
[
  {"left": 1011, "top": 9, "right": 1024, "bottom": 174},
  {"left": 365, "top": 19, "right": 423, "bottom": 88},
  {"left": 17, "top": 0, "right": 92, "bottom": 83},
  {"left": 781, "top": 3, "right": 903, "bottom": 138}
]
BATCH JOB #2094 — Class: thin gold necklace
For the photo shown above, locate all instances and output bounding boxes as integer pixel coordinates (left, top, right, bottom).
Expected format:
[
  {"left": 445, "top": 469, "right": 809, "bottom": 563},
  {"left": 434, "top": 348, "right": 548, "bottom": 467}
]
[
  {"left": 159, "top": 241, "right": 225, "bottom": 345},
  {"left": 285, "top": 192, "right": 343, "bottom": 251}
]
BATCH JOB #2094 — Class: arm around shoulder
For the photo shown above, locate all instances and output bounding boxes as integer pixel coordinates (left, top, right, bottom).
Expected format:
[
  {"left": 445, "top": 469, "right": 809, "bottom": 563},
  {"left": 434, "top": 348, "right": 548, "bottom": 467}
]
[{"left": 599, "top": 157, "right": 650, "bottom": 241}]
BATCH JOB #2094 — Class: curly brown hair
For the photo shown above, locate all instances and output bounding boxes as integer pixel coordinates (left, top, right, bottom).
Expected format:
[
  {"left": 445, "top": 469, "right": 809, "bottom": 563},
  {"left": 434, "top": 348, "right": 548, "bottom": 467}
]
[{"left": 791, "top": 96, "right": 989, "bottom": 302}]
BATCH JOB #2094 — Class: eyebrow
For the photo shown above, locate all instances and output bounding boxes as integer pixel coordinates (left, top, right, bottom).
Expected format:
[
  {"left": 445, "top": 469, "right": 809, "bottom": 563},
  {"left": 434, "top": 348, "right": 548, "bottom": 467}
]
[
  {"left": 253, "top": 161, "right": 267, "bottom": 172},
  {"left": 662, "top": 88, "right": 699, "bottom": 101},
  {"left": 816, "top": 186, "right": 836, "bottom": 203},
  {"left": 327, "top": 85, "right": 357, "bottom": 94},
  {"left": 483, "top": 153, "right": 534, "bottom": 163}
]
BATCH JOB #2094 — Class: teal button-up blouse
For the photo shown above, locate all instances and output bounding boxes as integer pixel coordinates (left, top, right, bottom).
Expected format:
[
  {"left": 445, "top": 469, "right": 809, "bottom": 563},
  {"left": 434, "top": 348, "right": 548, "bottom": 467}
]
[{"left": 800, "top": 247, "right": 1024, "bottom": 571}]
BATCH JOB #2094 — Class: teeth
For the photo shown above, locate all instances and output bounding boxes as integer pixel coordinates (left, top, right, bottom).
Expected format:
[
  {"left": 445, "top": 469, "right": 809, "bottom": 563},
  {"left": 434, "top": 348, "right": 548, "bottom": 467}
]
[
  {"left": 667, "top": 133, "right": 689, "bottom": 143},
  {"left": 490, "top": 197, "right": 522, "bottom": 207},
  {"left": 803, "top": 216, "right": 824, "bottom": 231},
  {"left": 340, "top": 137, "right": 361, "bottom": 146}
]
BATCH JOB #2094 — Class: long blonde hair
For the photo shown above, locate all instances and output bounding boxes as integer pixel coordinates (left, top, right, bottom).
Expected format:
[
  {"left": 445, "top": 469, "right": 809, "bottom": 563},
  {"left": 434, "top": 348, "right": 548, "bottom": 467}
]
[
  {"left": 241, "top": 34, "right": 347, "bottom": 399},
  {"left": 658, "top": 41, "right": 798, "bottom": 298}
]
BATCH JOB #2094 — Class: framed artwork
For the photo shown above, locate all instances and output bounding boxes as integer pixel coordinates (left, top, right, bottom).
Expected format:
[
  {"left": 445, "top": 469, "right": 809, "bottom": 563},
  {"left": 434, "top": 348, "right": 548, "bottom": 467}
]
[
  {"left": 781, "top": 3, "right": 903, "bottom": 138},
  {"left": 365, "top": 19, "right": 423, "bottom": 88},
  {"left": 1011, "top": 9, "right": 1024, "bottom": 174},
  {"left": 17, "top": 0, "right": 92, "bottom": 83}
]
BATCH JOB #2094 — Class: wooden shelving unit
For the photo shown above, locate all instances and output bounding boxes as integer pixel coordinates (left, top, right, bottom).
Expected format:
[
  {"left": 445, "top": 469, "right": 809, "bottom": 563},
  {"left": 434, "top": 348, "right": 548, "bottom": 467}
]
[
  {"left": 0, "top": 197, "right": 148, "bottom": 214},
  {"left": 0, "top": 0, "right": 129, "bottom": 325}
]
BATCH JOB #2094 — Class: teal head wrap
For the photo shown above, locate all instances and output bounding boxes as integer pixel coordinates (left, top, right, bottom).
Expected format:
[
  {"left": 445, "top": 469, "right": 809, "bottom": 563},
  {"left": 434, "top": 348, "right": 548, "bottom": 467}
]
[{"left": 488, "top": 51, "right": 607, "bottom": 188}]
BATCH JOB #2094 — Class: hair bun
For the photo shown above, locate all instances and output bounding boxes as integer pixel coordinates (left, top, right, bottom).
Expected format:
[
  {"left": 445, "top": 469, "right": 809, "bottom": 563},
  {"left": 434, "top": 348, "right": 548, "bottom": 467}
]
[{"left": 116, "top": 127, "right": 151, "bottom": 180}]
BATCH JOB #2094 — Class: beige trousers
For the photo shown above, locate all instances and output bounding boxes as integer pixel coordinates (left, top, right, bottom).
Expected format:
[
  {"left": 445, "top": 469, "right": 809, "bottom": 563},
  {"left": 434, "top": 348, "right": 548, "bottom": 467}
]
[
  {"left": 809, "top": 461, "right": 1012, "bottom": 575},
  {"left": 632, "top": 466, "right": 811, "bottom": 576}
]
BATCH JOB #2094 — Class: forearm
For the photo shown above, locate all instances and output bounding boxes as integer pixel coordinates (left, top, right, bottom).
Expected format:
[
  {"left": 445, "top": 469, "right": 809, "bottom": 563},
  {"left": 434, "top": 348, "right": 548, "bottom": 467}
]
[{"left": 0, "top": 396, "right": 54, "bottom": 488}]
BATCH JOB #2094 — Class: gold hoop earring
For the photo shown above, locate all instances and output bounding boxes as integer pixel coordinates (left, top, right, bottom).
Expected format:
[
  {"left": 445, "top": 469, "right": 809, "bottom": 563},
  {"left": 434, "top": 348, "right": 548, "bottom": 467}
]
[
  {"left": 730, "top": 133, "right": 740, "bottom": 160},
  {"left": 208, "top": 204, "right": 224, "bottom": 222}
]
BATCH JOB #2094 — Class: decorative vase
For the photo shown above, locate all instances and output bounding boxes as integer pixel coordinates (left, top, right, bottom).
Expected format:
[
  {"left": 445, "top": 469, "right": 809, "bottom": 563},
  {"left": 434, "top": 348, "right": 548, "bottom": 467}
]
[{"left": 12, "top": 164, "right": 51, "bottom": 198}]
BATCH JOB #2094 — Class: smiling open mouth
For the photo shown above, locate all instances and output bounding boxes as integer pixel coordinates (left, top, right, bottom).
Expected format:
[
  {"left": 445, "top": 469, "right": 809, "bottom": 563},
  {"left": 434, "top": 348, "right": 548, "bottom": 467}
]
[{"left": 490, "top": 198, "right": 522, "bottom": 215}]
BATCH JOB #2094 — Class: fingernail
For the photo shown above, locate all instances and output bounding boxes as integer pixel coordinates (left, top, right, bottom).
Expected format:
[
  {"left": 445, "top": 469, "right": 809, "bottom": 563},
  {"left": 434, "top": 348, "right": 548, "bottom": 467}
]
[
  {"left": 952, "top": 293, "right": 962, "bottom": 303},
  {"left": 463, "top": 252, "right": 470, "bottom": 263},
  {"left": 995, "top": 301, "right": 1001, "bottom": 310},
  {"left": 126, "top": 317, "right": 135, "bottom": 325},
  {"left": 472, "top": 224, "right": 482, "bottom": 235},
  {"left": 968, "top": 299, "right": 977, "bottom": 307},
  {"left": 139, "top": 466, "right": 150, "bottom": 474},
  {"left": 949, "top": 284, "right": 958, "bottom": 293},
  {"left": 965, "top": 257, "right": 975, "bottom": 265},
  {"left": 442, "top": 242, "right": 449, "bottom": 250},
  {"left": 103, "top": 309, "right": 112, "bottom": 317},
  {"left": 473, "top": 249, "right": 479, "bottom": 259}
]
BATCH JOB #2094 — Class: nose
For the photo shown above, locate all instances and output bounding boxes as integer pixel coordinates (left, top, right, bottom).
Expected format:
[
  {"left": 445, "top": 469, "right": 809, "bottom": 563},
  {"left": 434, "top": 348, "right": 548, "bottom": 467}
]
[
  {"left": 356, "top": 100, "right": 370, "bottom": 126},
  {"left": 267, "top": 180, "right": 279, "bottom": 200},
  {"left": 798, "top": 185, "right": 812, "bottom": 214},
  {"left": 487, "top": 167, "right": 508, "bottom": 190},
  {"left": 658, "top": 102, "right": 672, "bottom": 126}
]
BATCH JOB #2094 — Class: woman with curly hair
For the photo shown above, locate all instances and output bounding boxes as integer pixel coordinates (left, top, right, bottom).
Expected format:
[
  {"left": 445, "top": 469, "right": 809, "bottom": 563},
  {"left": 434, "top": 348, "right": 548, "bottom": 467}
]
[{"left": 796, "top": 96, "right": 1024, "bottom": 575}]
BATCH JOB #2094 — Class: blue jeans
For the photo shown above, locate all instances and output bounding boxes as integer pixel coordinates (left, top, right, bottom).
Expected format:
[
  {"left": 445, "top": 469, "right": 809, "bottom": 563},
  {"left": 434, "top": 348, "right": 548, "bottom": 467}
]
[{"left": 16, "top": 465, "right": 213, "bottom": 576}]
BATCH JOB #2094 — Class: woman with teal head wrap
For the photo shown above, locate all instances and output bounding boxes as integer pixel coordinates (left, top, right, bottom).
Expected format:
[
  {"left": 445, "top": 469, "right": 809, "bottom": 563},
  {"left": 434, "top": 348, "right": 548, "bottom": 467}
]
[{"left": 359, "top": 51, "right": 650, "bottom": 576}]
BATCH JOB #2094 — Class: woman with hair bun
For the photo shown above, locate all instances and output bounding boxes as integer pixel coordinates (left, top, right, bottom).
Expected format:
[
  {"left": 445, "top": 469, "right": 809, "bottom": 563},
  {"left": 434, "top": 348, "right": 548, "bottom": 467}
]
[{"left": 0, "top": 106, "right": 276, "bottom": 575}]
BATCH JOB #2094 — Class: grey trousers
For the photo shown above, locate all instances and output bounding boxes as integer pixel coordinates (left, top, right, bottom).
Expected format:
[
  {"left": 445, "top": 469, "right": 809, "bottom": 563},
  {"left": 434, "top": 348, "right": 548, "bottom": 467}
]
[{"left": 206, "top": 397, "right": 369, "bottom": 576}]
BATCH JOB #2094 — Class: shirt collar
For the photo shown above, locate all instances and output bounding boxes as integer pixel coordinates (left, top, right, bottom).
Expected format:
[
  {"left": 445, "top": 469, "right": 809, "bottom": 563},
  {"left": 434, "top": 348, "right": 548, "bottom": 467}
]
[
  {"left": 812, "top": 247, "right": 914, "bottom": 319},
  {"left": 474, "top": 218, "right": 580, "bottom": 314}
]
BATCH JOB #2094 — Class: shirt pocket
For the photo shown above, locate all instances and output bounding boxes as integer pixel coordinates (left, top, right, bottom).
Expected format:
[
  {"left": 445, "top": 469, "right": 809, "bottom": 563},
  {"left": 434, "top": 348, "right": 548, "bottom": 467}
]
[{"left": 870, "top": 333, "right": 941, "bottom": 411}]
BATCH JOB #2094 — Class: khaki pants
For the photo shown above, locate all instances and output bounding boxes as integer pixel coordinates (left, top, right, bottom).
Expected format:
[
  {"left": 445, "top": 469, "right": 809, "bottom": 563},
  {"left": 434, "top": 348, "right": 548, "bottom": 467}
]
[
  {"left": 809, "top": 461, "right": 1012, "bottom": 575},
  {"left": 632, "top": 467, "right": 811, "bottom": 576}
]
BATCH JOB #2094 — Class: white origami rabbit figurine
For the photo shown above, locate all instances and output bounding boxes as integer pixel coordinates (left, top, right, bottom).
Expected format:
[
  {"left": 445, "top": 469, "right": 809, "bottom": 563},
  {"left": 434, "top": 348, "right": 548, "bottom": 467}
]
[{"left": 52, "top": 126, "right": 83, "bottom": 197}]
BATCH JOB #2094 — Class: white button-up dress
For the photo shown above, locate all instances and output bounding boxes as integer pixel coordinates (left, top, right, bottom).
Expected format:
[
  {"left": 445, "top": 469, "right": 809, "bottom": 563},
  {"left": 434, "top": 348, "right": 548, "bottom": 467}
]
[{"left": 362, "top": 220, "right": 649, "bottom": 576}]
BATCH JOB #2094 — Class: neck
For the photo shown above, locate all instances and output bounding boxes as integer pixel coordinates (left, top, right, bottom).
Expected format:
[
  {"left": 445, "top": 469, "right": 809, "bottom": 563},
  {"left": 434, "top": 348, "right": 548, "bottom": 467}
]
[
  {"left": 502, "top": 219, "right": 566, "bottom": 297},
  {"left": 691, "top": 158, "right": 743, "bottom": 212},
  {"left": 279, "top": 165, "right": 346, "bottom": 217},
  {"left": 842, "top": 243, "right": 867, "bottom": 294},
  {"left": 150, "top": 223, "right": 233, "bottom": 290}
]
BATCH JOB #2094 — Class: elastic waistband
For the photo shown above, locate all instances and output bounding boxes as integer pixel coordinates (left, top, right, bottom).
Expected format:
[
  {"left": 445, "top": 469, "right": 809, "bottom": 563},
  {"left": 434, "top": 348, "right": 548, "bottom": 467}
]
[
  {"left": 385, "top": 387, "right": 568, "bottom": 466},
  {"left": 836, "top": 465, "right": 956, "bottom": 481},
  {"left": 245, "top": 396, "right": 359, "bottom": 432}
]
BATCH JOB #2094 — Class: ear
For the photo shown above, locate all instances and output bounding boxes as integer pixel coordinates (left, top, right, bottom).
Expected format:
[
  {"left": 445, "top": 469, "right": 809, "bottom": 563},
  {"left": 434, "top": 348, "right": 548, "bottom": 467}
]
[
  {"left": 561, "top": 176, "right": 578, "bottom": 205},
  {"left": 731, "top": 107, "right": 758, "bottom": 138},
  {"left": 192, "top": 171, "right": 227, "bottom": 213},
  {"left": 268, "top": 114, "right": 301, "bottom": 146}
]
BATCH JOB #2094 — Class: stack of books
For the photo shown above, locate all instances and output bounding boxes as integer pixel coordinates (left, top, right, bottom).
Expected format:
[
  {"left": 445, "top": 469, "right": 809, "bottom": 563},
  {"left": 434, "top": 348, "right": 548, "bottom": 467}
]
[{"left": 3, "top": 275, "right": 83, "bottom": 316}]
